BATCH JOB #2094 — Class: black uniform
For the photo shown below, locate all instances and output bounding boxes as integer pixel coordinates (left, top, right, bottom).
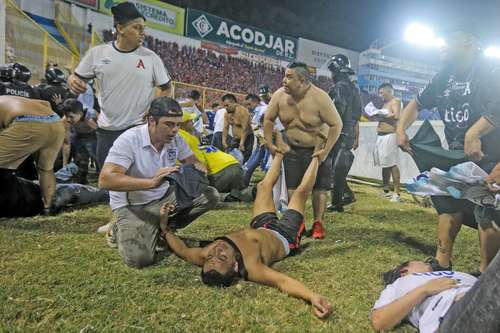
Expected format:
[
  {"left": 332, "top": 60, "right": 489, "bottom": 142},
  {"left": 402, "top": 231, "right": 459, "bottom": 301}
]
[
  {"left": 414, "top": 58, "right": 500, "bottom": 225},
  {"left": 0, "top": 80, "right": 39, "bottom": 99},
  {"left": 328, "top": 73, "right": 363, "bottom": 211},
  {"left": 34, "top": 82, "right": 71, "bottom": 116}
]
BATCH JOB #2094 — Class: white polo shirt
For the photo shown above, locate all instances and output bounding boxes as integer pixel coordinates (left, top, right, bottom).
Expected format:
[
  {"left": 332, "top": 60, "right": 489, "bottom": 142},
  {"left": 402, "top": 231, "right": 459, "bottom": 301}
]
[
  {"left": 75, "top": 42, "right": 171, "bottom": 131},
  {"left": 105, "top": 124, "right": 193, "bottom": 210}
]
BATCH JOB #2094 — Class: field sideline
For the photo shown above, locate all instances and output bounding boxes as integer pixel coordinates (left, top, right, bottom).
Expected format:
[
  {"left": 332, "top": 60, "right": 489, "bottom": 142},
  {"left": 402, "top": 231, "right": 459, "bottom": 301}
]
[{"left": 0, "top": 183, "right": 480, "bottom": 332}]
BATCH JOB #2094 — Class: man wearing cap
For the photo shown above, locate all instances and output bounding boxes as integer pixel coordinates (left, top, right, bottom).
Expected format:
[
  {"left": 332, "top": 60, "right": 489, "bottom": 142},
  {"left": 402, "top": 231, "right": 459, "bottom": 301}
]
[
  {"left": 397, "top": 21, "right": 500, "bottom": 273},
  {"left": 99, "top": 97, "right": 219, "bottom": 268},
  {"left": 67, "top": 1, "right": 172, "bottom": 171},
  {"left": 264, "top": 62, "right": 342, "bottom": 240}
]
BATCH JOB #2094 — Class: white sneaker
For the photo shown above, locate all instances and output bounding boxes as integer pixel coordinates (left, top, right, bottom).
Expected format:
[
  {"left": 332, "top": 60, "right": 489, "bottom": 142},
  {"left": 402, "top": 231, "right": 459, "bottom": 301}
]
[
  {"left": 390, "top": 194, "right": 401, "bottom": 202},
  {"left": 106, "top": 225, "right": 117, "bottom": 248},
  {"left": 379, "top": 191, "right": 392, "bottom": 199},
  {"left": 97, "top": 223, "right": 111, "bottom": 234}
]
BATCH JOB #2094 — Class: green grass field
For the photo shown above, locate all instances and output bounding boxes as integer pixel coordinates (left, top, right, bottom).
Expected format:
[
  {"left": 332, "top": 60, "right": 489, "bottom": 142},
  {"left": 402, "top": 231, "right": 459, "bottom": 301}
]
[{"left": 0, "top": 183, "right": 481, "bottom": 333}]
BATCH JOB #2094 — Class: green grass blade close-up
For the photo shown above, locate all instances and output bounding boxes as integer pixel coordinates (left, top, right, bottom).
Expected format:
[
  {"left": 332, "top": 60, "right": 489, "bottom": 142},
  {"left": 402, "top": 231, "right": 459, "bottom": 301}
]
[{"left": 0, "top": 183, "right": 480, "bottom": 333}]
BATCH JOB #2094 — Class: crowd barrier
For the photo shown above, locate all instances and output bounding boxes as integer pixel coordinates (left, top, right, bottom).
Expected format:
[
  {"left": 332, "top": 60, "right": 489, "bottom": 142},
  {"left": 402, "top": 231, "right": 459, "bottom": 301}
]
[
  {"left": 4, "top": 0, "right": 78, "bottom": 84},
  {"left": 54, "top": 0, "right": 102, "bottom": 57}
]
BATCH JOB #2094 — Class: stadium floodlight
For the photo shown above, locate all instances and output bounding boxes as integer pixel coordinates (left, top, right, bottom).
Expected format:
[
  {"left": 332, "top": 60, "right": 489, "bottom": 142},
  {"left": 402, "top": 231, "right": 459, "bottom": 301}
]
[
  {"left": 404, "top": 23, "right": 445, "bottom": 48},
  {"left": 485, "top": 46, "right": 500, "bottom": 59}
]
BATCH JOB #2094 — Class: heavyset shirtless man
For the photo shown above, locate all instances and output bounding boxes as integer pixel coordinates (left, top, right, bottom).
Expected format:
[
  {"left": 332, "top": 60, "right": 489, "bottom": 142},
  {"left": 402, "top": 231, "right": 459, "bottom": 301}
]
[{"left": 264, "top": 62, "right": 343, "bottom": 239}]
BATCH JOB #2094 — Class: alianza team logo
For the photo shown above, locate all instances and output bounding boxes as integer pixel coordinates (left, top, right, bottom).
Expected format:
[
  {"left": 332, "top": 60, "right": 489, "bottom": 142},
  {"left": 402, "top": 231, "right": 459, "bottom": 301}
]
[{"left": 192, "top": 15, "right": 213, "bottom": 38}]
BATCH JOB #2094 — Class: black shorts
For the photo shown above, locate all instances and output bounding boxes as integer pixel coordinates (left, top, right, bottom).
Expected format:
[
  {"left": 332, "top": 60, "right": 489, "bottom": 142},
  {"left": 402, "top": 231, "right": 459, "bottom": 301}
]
[
  {"left": 283, "top": 145, "right": 332, "bottom": 190},
  {"left": 250, "top": 209, "right": 305, "bottom": 254},
  {"left": 431, "top": 196, "right": 477, "bottom": 229}
]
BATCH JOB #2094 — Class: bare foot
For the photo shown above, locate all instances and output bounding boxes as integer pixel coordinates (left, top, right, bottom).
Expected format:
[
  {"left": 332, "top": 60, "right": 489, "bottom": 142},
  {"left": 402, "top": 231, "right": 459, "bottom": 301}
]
[
  {"left": 276, "top": 141, "right": 291, "bottom": 155},
  {"left": 275, "top": 133, "right": 291, "bottom": 155},
  {"left": 160, "top": 203, "right": 176, "bottom": 232},
  {"left": 313, "top": 133, "right": 327, "bottom": 153},
  {"left": 160, "top": 203, "right": 176, "bottom": 217}
]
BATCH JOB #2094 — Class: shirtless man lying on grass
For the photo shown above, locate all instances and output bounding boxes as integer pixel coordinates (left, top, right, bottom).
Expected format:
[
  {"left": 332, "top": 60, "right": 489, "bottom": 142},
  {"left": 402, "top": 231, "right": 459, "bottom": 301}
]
[{"left": 160, "top": 139, "right": 333, "bottom": 319}]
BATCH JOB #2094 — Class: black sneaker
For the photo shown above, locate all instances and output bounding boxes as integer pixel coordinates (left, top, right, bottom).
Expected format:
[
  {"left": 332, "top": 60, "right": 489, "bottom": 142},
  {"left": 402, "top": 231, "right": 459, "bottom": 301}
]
[
  {"left": 327, "top": 203, "right": 344, "bottom": 213},
  {"left": 342, "top": 195, "right": 356, "bottom": 206}
]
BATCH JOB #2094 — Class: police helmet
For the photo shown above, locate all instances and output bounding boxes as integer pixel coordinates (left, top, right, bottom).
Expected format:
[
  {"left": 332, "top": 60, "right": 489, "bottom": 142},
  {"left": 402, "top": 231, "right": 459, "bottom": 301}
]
[
  {"left": 13, "top": 63, "right": 32, "bottom": 82},
  {"left": 0, "top": 64, "right": 15, "bottom": 81},
  {"left": 45, "top": 67, "right": 66, "bottom": 84},
  {"left": 327, "top": 54, "right": 355, "bottom": 75}
]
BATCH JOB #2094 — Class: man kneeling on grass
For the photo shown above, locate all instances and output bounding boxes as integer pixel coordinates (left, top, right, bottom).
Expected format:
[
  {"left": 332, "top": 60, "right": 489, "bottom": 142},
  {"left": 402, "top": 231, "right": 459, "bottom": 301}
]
[
  {"left": 160, "top": 139, "right": 333, "bottom": 319},
  {"left": 371, "top": 255, "right": 500, "bottom": 333}
]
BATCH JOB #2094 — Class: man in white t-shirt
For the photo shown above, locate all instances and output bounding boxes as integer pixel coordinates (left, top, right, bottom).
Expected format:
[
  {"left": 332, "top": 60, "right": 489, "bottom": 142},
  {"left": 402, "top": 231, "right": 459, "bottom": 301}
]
[
  {"left": 371, "top": 255, "right": 500, "bottom": 332},
  {"left": 67, "top": 2, "right": 172, "bottom": 170},
  {"left": 211, "top": 107, "right": 231, "bottom": 151},
  {"left": 98, "top": 97, "right": 218, "bottom": 268}
]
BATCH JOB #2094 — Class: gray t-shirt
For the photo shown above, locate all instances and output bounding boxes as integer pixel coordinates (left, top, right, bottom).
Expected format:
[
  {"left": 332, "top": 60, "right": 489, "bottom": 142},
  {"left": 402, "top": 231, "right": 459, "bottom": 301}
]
[{"left": 75, "top": 42, "right": 171, "bottom": 131}]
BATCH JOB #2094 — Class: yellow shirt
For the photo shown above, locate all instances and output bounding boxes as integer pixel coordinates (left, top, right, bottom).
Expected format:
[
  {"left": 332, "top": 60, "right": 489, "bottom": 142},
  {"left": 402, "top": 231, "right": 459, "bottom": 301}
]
[{"left": 179, "top": 129, "right": 239, "bottom": 175}]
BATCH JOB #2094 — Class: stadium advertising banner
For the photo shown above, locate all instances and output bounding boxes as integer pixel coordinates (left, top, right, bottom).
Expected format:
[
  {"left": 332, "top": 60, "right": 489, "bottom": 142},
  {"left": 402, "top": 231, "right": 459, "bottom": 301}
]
[
  {"left": 297, "top": 38, "right": 359, "bottom": 71},
  {"left": 67, "top": 0, "right": 98, "bottom": 9},
  {"left": 186, "top": 9, "right": 297, "bottom": 61},
  {"left": 99, "top": 0, "right": 185, "bottom": 35}
]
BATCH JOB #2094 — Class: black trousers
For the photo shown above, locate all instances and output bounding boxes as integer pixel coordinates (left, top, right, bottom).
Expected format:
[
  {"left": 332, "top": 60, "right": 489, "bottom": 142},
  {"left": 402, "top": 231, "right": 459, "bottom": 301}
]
[
  {"left": 330, "top": 137, "right": 355, "bottom": 206},
  {"left": 96, "top": 127, "right": 134, "bottom": 171}
]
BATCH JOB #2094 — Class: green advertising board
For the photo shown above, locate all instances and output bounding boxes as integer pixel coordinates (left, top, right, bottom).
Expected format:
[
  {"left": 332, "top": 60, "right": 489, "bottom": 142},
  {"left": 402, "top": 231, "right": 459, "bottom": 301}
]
[
  {"left": 186, "top": 8, "right": 297, "bottom": 61},
  {"left": 100, "top": 0, "right": 185, "bottom": 35}
]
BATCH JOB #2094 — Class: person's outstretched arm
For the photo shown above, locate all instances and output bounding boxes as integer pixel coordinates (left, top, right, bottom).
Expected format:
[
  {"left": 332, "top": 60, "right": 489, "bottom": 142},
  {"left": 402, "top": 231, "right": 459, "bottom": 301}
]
[
  {"left": 396, "top": 100, "right": 419, "bottom": 154},
  {"left": 315, "top": 91, "right": 342, "bottom": 161},
  {"left": 162, "top": 230, "right": 206, "bottom": 267},
  {"left": 263, "top": 90, "right": 281, "bottom": 155},
  {"left": 248, "top": 264, "right": 332, "bottom": 319},
  {"left": 160, "top": 203, "right": 206, "bottom": 266}
]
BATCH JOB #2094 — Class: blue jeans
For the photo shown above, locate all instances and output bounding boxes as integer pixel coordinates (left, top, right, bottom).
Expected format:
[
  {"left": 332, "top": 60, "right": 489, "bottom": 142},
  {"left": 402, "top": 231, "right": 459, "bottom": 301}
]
[
  {"left": 211, "top": 132, "right": 231, "bottom": 151},
  {"left": 243, "top": 145, "right": 267, "bottom": 186},
  {"left": 439, "top": 251, "right": 500, "bottom": 332}
]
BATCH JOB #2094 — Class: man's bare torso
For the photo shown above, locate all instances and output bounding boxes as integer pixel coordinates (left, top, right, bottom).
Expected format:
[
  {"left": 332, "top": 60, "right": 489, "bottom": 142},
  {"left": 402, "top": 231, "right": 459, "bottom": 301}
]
[
  {"left": 221, "top": 228, "right": 287, "bottom": 267},
  {"left": 227, "top": 105, "right": 250, "bottom": 139},
  {"left": 276, "top": 86, "right": 329, "bottom": 147},
  {"left": 377, "top": 98, "right": 399, "bottom": 134},
  {"left": 0, "top": 96, "right": 54, "bottom": 129}
]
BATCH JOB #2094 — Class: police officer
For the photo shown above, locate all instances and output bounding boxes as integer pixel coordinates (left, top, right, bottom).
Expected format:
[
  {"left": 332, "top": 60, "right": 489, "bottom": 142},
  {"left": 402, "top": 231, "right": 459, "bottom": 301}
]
[
  {"left": 0, "top": 63, "right": 41, "bottom": 180},
  {"left": 35, "top": 66, "right": 70, "bottom": 116},
  {"left": 326, "top": 54, "right": 363, "bottom": 212},
  {"left": 0, "top": 63, "right": 38, "bottom": 99}
]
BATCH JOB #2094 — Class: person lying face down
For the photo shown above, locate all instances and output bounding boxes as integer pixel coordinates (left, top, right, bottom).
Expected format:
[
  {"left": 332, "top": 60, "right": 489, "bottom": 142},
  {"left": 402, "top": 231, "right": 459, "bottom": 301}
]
[
  {"left": 371, "top": 255, "right": 500, "bottom": 333},
  {"left": 161, "top": 138, "right": 333, "bottom": 319}
]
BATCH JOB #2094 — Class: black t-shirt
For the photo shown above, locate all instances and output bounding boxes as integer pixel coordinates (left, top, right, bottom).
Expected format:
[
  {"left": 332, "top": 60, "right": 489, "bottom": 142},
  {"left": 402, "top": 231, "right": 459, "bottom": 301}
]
[
  {"left": 416, "top": 59, "right": 500, "bottom": 156},
  {"left": 35, "top": 83, "right": 70, "bottom": 116},
  {"left": 328, "top": 77, "right": 363, "bottom": 147},
  {"left": 0, "top": 81, "right": 39, "bottom": 99}
]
